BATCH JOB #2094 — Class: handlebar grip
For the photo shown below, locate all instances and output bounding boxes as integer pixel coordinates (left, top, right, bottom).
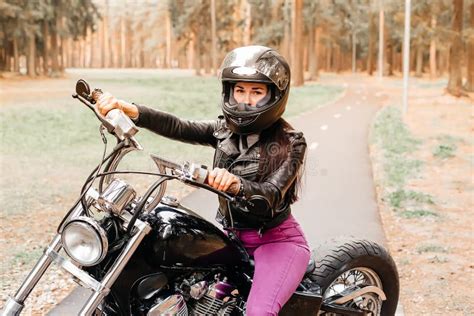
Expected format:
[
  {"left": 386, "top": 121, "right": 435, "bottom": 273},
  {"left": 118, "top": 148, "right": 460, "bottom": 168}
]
[{"left": 91, "top": 89, "right": 103, "bottom": 102}]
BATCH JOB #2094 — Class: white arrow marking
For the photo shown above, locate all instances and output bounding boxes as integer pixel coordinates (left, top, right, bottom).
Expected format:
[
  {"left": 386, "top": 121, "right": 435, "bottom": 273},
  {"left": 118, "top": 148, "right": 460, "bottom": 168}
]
[
  {"left": 333, "top": 113, "right": 342, "bottom": 119},
  {"left": 320, "top": 125, "right": 328, "bottom": 131},
  {"left": 346, "top": 106, "right": 352, "bottom": 110}
]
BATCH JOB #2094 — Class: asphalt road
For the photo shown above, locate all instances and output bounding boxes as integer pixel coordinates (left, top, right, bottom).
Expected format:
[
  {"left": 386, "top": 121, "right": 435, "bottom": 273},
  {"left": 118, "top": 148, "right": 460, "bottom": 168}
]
[{"left": 48, "top": 76, "right": 390, "bottom": 315}]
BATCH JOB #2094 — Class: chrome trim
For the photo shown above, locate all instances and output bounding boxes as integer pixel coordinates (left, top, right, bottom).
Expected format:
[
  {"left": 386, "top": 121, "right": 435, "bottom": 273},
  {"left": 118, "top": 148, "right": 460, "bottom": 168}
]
[
  {"left": 46, "top": 249, "right": 105, "bottom": 293},
  {"left": 330, "top": 285, "right": 386, "bottom": 305},
  {"left": 79, "top": 219, "right": 151, "bottom": 316},
  {"left": 61, "top": 216, "right": 108, "bottom": 266},
  {"left": 97, "top": 179, "right": 136, "bottom": 215},
  {"left": 103, "top": 145, "right": 136, "bottom": 186},
  {"left": 147, "top": 294, "right": 187, "bottom": 315},
  {"left": 105, "top": 109, "right": 139, "bottom": 141},
  {"left": 1, "top": 297, "right": 23, "bottom": 316},
  {"left": 2, "top": 235, "right": 62, "bottom": 315}
]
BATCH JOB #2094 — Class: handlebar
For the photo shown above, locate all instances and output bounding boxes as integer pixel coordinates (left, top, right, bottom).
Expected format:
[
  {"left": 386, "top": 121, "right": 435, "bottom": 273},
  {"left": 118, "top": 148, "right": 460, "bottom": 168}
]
[{"left": 72, "top": 79, "right": 245, "bottom": 213}]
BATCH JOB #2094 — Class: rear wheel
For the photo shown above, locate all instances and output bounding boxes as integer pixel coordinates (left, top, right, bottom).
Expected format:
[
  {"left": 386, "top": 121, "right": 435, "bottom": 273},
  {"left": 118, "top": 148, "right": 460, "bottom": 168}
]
[{"left": 310, "top": 238, "right": 399, "bottom": 315}]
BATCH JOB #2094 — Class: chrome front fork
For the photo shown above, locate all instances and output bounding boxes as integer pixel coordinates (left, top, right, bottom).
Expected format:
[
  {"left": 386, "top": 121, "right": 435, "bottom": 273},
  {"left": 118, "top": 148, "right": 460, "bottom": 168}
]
[
  {"left": 2, "top": 205, "right": 151, "bottom": 316},
  {"left": 2, "top": 235, "right": 62, "bottom": 316}
]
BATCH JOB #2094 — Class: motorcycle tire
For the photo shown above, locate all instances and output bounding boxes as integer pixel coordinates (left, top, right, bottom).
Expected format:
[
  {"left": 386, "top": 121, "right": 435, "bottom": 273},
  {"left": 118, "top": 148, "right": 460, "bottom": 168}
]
[{"left": 309, "top": 238, "right": 399, "bottom": 316}]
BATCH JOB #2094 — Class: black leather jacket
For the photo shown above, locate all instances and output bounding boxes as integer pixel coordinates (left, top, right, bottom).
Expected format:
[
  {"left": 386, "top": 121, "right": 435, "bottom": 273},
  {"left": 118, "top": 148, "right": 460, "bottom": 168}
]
[{"left": 134, "top": 104, "right": 307, "bottom": 231}]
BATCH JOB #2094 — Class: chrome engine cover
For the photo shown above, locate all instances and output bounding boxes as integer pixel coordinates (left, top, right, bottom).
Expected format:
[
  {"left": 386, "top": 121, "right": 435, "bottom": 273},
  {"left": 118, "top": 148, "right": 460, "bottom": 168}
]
[{"left": 147, "top": 294, "right": 188, "bottom": 316}]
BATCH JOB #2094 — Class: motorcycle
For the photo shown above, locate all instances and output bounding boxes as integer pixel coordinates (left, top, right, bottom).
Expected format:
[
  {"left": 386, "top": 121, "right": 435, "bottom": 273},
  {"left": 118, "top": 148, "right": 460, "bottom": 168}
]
[{"left": 2, "top": 80, "right": 399, "bottom": 316}]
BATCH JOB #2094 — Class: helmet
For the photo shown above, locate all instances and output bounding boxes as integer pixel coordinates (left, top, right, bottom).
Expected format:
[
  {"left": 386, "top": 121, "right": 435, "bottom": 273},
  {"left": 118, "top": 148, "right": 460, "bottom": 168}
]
[{"left": 219, "top": 45, "right": 291, "bottom": 135}]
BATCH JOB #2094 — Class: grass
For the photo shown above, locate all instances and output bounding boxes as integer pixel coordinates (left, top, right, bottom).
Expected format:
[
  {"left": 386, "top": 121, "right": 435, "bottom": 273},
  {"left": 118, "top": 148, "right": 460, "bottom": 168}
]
[
  {"left": 398, "top": 209, "right": 438, "bottom": 219},
  {"left": 416, "top": 244, "right": 449, "bottom": 254},
  {"left": 0, "top": 70, "right": 343, "bottom": 215},
  {"left": 432, "top": 134, "right": 461, "bottom": 160},
  {"left": 372, "top": 106, "right": 422, "bottom": 187},
  {"left": 388, "top": 189, "right": 434, "bottom": 209},
  {"left": 371, "top": 105, "right": 440, "bottom": 221}
]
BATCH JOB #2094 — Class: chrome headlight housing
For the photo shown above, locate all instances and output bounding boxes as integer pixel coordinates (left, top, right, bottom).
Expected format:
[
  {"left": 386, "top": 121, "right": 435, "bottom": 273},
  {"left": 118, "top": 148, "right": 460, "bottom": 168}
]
[{"left": 61, "top": 216, "right": 108, "bottom": 266}]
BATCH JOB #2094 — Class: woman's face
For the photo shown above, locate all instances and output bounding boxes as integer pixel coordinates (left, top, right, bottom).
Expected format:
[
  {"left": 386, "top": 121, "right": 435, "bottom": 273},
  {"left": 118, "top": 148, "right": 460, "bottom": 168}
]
[{"left": 233, "top": 82, "right": 268, "bottom": 106}]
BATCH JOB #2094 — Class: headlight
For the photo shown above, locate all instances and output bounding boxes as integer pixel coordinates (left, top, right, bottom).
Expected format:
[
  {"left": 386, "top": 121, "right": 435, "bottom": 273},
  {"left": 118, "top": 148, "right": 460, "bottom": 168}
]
[{"left": 61, "top": 216, "right": 108, "bottom": 266}]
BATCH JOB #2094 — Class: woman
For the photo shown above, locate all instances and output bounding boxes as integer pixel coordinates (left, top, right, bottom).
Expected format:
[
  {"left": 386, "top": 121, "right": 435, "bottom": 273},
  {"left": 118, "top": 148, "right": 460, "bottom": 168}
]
[{"left": 97, "top": 45, "right": 310, "bottom": 315}]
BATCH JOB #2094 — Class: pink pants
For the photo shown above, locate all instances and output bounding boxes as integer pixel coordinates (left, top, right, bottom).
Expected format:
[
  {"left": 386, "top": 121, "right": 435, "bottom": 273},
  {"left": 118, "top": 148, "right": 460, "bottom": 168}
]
[{"left": 233, "top": 215, "right": 310, "bottom": 316}]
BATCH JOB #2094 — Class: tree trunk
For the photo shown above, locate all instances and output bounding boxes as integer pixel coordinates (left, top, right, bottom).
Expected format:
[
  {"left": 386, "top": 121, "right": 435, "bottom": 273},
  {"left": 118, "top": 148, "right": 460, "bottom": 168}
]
[
  {"left": 90, "top": 26, "right": 95, "bottom": 68},
  {"left": 429, "top": 16, "right": 437, "bottom": 79},
  {"left": 42, "top": 21, "right": 49, "bottom": 74},
  {"left": 291, "top": 0, "right": 304, "bottom": 86},
  {"left": 26, "top": 34, "right": 36, "bottom": 77},
  {"left": 464, "top": 2, "right": 474, "bottom": 91},
  {"left": 50, "top": 23, "right": 60, "bottom": 74},
  {"left": 308, "top": 25, "right": 316, "bottom": 80},
  {"left": 188, "top": 34, "right": 195, "bottom": 69},
  {"left": 165, "top": 11, "right": 172, "bottom": 68},
  {"left": 243, "top": 0, "right": 251, "bottom": 46},
  {"left": 385, "top": 41, "right": 393, "bottom": 76},
  {"left": 126, "top": 16, "right": 133, "bottom": 67},
  {"left": 210, "top": 0, "right": 217, "bottom": 75},
  {"left": 281, "top": 0, "right": 291, "bottom": 61},
  {"left": 367, "top": 12, "right": 376, "bottom": 75},
  {"left": 80, "top": 37, "right": 86, "bottom": 68},
  {"left": 12, "top": 37, "right": 19, "bottom": 72},
  {"left": 447, "top": 0, "right": 464, "bottom": 96},
  {"left": 352, "top": 32, "right": 356, "bottom": 73},
  {"left": 119, "top": 16, "right": 125, "bottom": 68},
  {"left": 193, "top": 31, "right": 202, "bottom": 76},
  {"left": 326, "top": 43, "right": 332, "bottom": 71},
  {"left": 415, "top": 43, "right": 423, "bottom": 77}
]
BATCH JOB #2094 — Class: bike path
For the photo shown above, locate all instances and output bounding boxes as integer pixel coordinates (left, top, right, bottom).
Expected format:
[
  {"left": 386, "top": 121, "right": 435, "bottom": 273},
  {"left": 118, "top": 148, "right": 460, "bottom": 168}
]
[{"left": 48, "top": 75, "right": 390, "bottom": 315}]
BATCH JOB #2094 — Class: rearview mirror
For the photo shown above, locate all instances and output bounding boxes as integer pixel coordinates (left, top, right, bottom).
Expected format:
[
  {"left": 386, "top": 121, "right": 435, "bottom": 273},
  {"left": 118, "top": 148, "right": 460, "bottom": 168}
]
[{"left": 76, "top": 79, "right": 91, "bottom": 101}]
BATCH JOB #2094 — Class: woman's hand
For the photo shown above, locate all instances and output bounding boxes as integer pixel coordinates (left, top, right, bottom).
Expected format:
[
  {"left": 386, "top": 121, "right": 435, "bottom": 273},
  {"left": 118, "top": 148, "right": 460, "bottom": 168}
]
[
  {"left": 96, "top": 92, "right": 139, "bottom": 119},
  {"left": 207, "top": 167, "right": 241, "bottom": 195}
]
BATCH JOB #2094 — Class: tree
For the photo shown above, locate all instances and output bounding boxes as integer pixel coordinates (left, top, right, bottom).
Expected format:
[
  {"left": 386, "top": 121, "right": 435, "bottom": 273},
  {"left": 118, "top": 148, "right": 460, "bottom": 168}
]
[
  {"left": 447, "top": 0, "right": 464, "bottom": 96},
  {"left": 292, "top": 0, "right": 304, "bottom": 85},
  {"left": 465, "top": 2, "right": 474, "bottom": 92}
]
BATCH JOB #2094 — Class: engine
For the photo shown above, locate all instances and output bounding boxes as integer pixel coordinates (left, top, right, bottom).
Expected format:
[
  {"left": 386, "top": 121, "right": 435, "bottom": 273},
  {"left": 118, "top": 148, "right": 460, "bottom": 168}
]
[{"left": 145, "top": 273, "right": 245, "bottom": 316}]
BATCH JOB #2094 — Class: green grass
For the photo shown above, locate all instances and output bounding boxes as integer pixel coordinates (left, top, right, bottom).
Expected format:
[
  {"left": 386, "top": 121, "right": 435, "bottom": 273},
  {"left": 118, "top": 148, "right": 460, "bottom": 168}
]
[
  {"left": 371, "top": 105, "right": 440, "bottom": 221},
  {"left": 432, "top": 134, "right": 461, "bottom": 160},
  {"left": 0, "top": 71, "right": 343, "bottom": 215},
  {"left": 388, "top": 189, "right": 434, "bottom": 209},
  {"left": 398, "top": 209, "right": 438, "bottom": 219},
  {"left": 416, "top": 244, "right": 448, "bottom": 254},
  {"left": 372, "top": 106, "right": 423, "bottom": 187}
]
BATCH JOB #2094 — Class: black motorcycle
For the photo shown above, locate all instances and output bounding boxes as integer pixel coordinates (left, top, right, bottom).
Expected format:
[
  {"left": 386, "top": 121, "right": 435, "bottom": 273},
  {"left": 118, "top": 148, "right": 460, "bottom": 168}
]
[{"left": 1, "top": 80, "right": 399, "bottom": 316}]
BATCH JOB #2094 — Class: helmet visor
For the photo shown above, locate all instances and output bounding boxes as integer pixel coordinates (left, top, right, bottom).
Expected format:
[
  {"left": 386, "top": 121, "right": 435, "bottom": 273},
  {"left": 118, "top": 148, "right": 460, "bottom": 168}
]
[{"left": 220, "top": 47, "right": 290, "bottom": 90}]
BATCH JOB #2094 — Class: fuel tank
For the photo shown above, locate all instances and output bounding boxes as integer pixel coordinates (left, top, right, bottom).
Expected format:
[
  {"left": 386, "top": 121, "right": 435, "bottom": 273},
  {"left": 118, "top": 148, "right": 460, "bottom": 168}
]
[{"left": 139, "top": 201, "right": 250, "bottom": 268}]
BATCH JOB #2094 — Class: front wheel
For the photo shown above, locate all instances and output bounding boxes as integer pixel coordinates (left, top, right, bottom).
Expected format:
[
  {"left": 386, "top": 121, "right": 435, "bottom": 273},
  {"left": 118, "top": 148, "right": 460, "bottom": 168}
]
[{"left": 310, "top": 238, "right": 399, "bottom": 315}]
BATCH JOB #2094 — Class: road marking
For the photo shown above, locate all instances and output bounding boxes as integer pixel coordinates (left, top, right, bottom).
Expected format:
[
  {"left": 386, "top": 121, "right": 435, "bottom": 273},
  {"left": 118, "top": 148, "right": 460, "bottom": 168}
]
[
  {"left": 343, "top": 83, "right": 348, "bottom": 87},
  {"left": 320, "top": 125, "right": 328, "bottom": 131},
  {"left": 333, "top": 113, "right": 341, "bottom": 119},
  {"left": 309, "top": 142, "right": 319, "bottom": 150},
  {"left": 362, "top": 96, "right": 367, "bottom": 100},
  {"left": 346, "top": 106, "right": 352, "bottom": 110}
]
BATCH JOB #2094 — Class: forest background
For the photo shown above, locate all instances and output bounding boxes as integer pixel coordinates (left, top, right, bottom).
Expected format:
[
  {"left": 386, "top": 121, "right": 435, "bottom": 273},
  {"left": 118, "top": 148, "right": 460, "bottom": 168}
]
[
  {"left": 1, "top": 0, "right": 473, "bottom": 96},
  {"left": 1, "top": 0, "right": 473, "bottom": 314}
]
